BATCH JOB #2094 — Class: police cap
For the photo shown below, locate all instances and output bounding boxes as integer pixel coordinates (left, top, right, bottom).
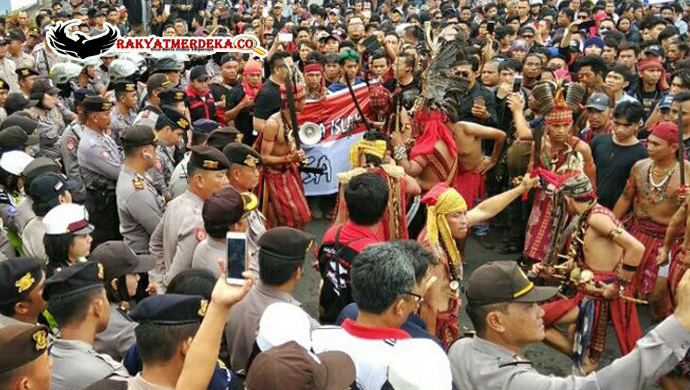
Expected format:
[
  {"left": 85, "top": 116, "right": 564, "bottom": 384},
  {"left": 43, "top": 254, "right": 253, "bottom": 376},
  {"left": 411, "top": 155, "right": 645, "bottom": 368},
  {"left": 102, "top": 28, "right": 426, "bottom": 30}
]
[
  {"left": 223, "top": 143, "right": 263, "bottom": 168},
  {"left": 258, "top": 227, "right": 314, "bottom": 262},
  {"left": 113, "top": 80, "right": 137, "bottom": 93},
  {"left": 90, "top": 241, "right": 155, "bottom": 281},
  {"left": 43, "top": 261, "right": 105, "bottom": 302},
  {"left": 120, "top": 125, "right": 157, "bottom": 148},
  {"left": 129, "top": 294, "right": 208, "bottom": 325},
  {"left": 82, "top": 96, "right": 113, "bottom": 113},
  {"left": 0, "top": 324, "right": 49, "bottom": 374},
  {"left": 206, "top": 127, "right": 243, "bottom": 150},
  {"left": 153, "top": 57, "right": 184, "bottom": 73},
  {"left": 0, "top": 125, "right": 39, "bottom": 149},
  {"left": 203, "top": 187, "right": 258, "bottom": 238},
  {"left": 0, "top": 257, "right": 44, "bottom": 306},
  {"left": 158, "top": 88, "right": 186, "bottom": 105},
  {"left": 159, "top": 106, "right": 191, "bottom": 131},
  {"left": 189, "top": 145, "right": 230, "bottom": 171},
  {"left": 0, "top": 77, "right": 8, "bottom": 91},
  {"left": 15, "top": 67, "right": 38, "bottom": 80}
]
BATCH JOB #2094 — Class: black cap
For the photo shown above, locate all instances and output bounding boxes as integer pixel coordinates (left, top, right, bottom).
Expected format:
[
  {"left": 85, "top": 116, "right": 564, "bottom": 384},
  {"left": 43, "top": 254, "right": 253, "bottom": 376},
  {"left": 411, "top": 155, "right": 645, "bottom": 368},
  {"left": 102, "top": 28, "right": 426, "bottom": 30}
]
[
  {"left": 206, "top": 127, "right": 243, "bottom": 150},
  {"left": 223, "top": 143, "right": 263, "bottom": 168},
  {"left": 0, "top": 77, "right": 8, "bottom": 91},
  {"left": 0, "top": 113, "right": 39, "bottom": 134},
  {"left": 29, "top": 172, "right": 77, "bottom": 203},
  {"left": 23, "top": 157, "right": 60, "bottom": 182},
  {"left": 73, "top": 88, "right": 96, "bottom": 104},
  {"left": 147, "top": 73, "right": 174, "bottom": 94},
  {"left": 30, "top": 78, "right": 60, "bottom": 100},
  {"left": 203, "top": 187, "right": 258, "bottom": 236},
  {"left": 258, "top": 227, "right": 314, "bottom": 262},
  {"left": 158, "top": 88, "right": 186, "bottom": 105},
  {"left": 192, "top": 119, "right": 220, "bottom": 135},
  {"left": 0, "top": 126, "right": 39, "bottom": 149},
  {"left": 153, "top": 57, "right": 184, "bottom": 73},
  {"left": 0, "top": 257, "right": 44, "bottom": 306},
  {"left": 129, "top": 294, "right": 208, "bottom": 325},
  {"left": 220, "top": 53, "right": 238, "bottom": 65},
  {"left": 7, "top": 30, "right": 24, "bottom": 42},
  {"left": 189, "top": 145, "right": 230, "bottom": 171},
  {"left": 89, "top": 241, "right": 155, "bottom": 281},
  {"left": 43, "top": 262, "right": 105, "bottom": 301},
  {"left": 83, "top": 96, "right": 113, "bottom": 113},
  {"left": 113, "top": 80, "right": 137, "bottom": 93},
  {"left": 159, "top": 106, "right": 191, "bottom": 131},
  {"left": 4, "top": 93, "right": 37, "bottom": 115},
  {"left": 120, "top": 125, "right": 157, "bottom": 148},
  {"left": 190, "top": 66, "right": 209, "bottom": 81},
  {"left": 466, "top": 261, "right": 559, "bottom": 306},
  {"left": 15, "top": 67, "right": 38, "bottom": 80},
  {"left": 0, "top": 324, "right": 49, "bottom": 374}
]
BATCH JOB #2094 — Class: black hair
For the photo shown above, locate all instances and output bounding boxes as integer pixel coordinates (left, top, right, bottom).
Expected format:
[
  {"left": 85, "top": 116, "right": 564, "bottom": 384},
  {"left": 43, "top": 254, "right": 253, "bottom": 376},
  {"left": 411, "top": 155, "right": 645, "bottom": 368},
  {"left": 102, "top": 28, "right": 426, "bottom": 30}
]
[
  {"left": 135, "top": 322, "right": 200, "bottom": 365},
  {"left": 603, "top": 36, "right": 619, "bottom": 50},
  {"left": 123, "top": 144, "right": 147, "bottom": 159},
  {"left": 465, "top": 302, "right": 509, "bottom": 336},
  {"left": 324, "top": 53, "right": 340, "bottom": 65},
  {"left": 673, "top": 91, "right": 690, "bottom": 104},
  {"left": 559, "top": 7, "right": 574, "bottom": 20},
  {"left": 499, "top": 58, "right": 522, "bottom": 73},
  {"left": 31, "top": 193, "right": 66, "bottom": 217},
  {"left": 361, "top": 131, "right": 387, "bottom": 166},
  {"left": 258, "top": 252, "right": 303, "bottom": 286},
  {"left": 166, "top": 268, "right": 216, "bottom": 299},
  {"left": 618, "top": 41, "right": 640, "bottom": 56},
  {"left": 344, "top": 172, "right": 389, "bottom": 226},
  {"left": 268, "top": 51, "right": 292, "bottom": 73},
  {"left": 47, "top": 287, "right": 104, "bottom": 327},
  {"left": 613, "top": 100, "right": 644, "bottom": 124},
  {"left": 104, "top": 275, "right": 130, "bottom": 303},
  {"left": 44, "top": 233, "right": 74, "bottom": 277},
  {"left": 576, "top": 55, "right": 607, "bottom": 75},
  {"left": 350, "top": 243, "right": 416, "bottom": 314},
  {"left": 607, "top": 65, "right": 631, "bottom": 80},
  {"left": 658, "top": 26, "right": 679, "bottom": 43},
  {"left": 674, "top": 69, "right": 690, "bottom": 90},
  {"left": 393, "top": 240, "right": 437, "bottom": 283}
]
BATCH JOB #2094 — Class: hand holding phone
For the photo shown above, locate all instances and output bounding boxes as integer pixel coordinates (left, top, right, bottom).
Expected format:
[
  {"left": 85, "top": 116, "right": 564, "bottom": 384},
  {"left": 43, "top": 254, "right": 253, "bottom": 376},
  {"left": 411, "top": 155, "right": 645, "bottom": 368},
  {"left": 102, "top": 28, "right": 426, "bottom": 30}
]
[
  {"left": 226, "top": 232, "right": 248, "bottom": 285},
  {"left": 578, "top": 20, "right": 596, "bottom": 30},
  {"left": 513, "top": 75, "right": 523, "bottom": 93},
  {"left": 279, "top": 32, "right": 293, "bottom": 43}
]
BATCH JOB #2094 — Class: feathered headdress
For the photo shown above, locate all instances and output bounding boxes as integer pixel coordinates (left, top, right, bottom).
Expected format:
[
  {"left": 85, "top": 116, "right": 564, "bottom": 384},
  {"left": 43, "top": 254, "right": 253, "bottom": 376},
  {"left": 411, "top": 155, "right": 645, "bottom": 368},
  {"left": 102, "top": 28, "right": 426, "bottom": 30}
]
[{"left": 531, "top": 79, "right": 586, "bottom": 125}]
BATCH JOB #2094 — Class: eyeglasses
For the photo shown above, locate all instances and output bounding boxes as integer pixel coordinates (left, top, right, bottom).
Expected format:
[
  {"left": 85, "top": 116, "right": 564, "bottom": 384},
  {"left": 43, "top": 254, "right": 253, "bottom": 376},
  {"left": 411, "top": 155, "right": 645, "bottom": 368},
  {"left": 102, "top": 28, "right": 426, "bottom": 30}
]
[
  {"left": 456, "top": 71, "right": 472, "bottom": 78},
  {"left": 578, "top": 15, "right": 588, "bottom": 19},
  {"left": 402, "top": 291, "right": 424, "bottom": 304},
  {"left": 522, "top": 34, "right": 534, "bottom": 39}
]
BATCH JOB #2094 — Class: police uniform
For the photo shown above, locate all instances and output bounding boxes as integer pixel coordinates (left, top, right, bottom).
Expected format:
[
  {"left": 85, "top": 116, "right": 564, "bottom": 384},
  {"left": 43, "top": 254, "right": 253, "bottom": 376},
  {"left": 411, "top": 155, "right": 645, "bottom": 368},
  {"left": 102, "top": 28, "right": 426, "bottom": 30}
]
[
  {"left": 224, "top": 143, "right": 267, "bottom": 277},
  {"left": 133, "top": 74, "right": 175, "bottom": 129},
  {"left": 7, "top": 32, "right": 35, "bottom": 69},
  {"left": 92, "top": 241, "right": 155, "bottom": 361},
  {"left": 77, "top": 96, "right": 123, "bottom": 246},
  {"left": 116, "top": 126, "right": 165, "bottom": 254},
  {"left": 0, "top": 37, "right": 18, "bottom": 93},
  {"left": 225, "top": 227, "right": 318, "bottom": 374},
  {"left": 192, "top": 186, "right": 258, "bottom": 277},
  {"left": 148, "top": 108, "right": 190, "bottom": 198},
  {"left": 45, "top": 262, "right": 130, "bottom": 390},
  {"left": 109, "top": 81, "right": 138, "bottom": 144},
  {"left": 168, "top": 119, "right": 220, "bottom": 199},
  {"left": 0, "top": 258, "right": 44, "bottom": 329},
  {"left": 149, "top": 146, "right": 230, "bottom": 288},
  {"left": 60, "top": 89, "right": 95, "bottom": 204},
  {"left": 30, "top": 78, "right": 65, "bottom": 159},
  {"left": 17, "top": 157, "right": 62, "bottom": 236}
]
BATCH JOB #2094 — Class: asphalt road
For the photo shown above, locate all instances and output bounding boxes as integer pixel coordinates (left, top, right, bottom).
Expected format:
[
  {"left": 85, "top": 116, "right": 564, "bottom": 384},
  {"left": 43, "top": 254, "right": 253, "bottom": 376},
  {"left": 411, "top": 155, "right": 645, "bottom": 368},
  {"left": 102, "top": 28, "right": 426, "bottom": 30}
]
[{"left": 295, "top": 218, "right": 663, "bottom": 389}]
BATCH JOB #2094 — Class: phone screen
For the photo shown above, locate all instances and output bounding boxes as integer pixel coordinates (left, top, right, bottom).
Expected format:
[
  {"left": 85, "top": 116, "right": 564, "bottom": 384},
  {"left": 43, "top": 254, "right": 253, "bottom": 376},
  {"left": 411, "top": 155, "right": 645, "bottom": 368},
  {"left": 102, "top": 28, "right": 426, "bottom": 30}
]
[
  {"left": 487, "top": 21, "right": 495, "bottom": 34},
  {"left": 279, "top": 32, "right": 293, "bottom": 42},
  {"left": 163, "top": 4, "right": 170, "bottom": 14},
  {"left": 226, "top": 233, "right": 247, "bottom": 285},
  {"left": 513, "top": 75, "right": 523, "bottom": 93}
]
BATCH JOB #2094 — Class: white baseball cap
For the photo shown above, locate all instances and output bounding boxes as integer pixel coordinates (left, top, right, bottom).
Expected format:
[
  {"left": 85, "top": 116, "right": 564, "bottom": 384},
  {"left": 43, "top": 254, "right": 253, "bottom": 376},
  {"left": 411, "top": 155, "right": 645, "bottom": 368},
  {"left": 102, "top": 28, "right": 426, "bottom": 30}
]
[
  {"left": 388, "top": 339, "right": 452, "bottom": 390},
  {"left": 0, "top": 151, "right": 34, "bottom": 176},
  {"left": 256, "top": 302, "right": 312, "bottom": 352},
  {"left": 43, "top": 203, "right": 95, "bottom": 235}
]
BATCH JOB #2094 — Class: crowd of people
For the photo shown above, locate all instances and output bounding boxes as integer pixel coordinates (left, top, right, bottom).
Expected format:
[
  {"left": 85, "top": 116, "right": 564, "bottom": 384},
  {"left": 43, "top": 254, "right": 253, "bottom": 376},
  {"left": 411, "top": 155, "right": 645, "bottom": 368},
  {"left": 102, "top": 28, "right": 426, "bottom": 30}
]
[{"left": 3, "top": 0, "right": 690, "bottom": 389}]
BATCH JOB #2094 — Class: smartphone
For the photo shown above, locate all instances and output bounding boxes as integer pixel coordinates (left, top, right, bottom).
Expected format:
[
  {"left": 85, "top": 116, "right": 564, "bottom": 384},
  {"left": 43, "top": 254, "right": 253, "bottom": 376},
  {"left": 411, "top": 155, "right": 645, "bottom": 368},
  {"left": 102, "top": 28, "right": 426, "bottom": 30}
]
[
  {"left": 226, "top": 232, "right": 247, "bottom": 285},
  {"left": 487, "top": 21, "right": 495, "bottom": 34},
  {"left": 362, "top": 34, "right": 382, "bottom": 54},
  {"left": 279, "top": 32, "right": 293, "bottom": 42},
  {"left": 163, "top": 4, "right": 170, "bottom": 14},
  {"left": 578, "top": 20, "right": 596, "bottom": 30},
  {"left": 513, "top": 75, "right": 523, "bottom": 93}
]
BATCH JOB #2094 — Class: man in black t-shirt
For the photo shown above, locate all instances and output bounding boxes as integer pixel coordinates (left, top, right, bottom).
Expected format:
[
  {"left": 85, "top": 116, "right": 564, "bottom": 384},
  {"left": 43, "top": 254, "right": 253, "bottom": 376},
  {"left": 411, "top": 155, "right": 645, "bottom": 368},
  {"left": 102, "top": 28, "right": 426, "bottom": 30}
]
[
  {"left": 252, "top": 52, "right": 292, "bottom": 135},
  {"left": 384, "top": 53, "right": 421, "bottom": 112},
  {"left": 591, "top": 101, "right": 648, "bottom": 209}
]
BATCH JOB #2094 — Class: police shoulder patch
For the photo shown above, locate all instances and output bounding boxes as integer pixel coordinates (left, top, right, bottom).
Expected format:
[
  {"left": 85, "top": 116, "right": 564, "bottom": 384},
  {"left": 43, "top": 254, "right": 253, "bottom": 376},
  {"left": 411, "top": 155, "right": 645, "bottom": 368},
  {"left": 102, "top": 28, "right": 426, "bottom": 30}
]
[{"left": 195, "top": 227, "right": 207, "bottom": 242}]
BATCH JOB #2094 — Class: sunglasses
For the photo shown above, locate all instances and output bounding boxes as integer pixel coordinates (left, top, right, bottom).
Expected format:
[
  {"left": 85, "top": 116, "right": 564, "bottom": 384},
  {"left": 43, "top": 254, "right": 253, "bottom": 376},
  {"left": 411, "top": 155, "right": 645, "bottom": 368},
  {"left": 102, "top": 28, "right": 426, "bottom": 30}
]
[
  {"left": 456, "top": 71, "right": 472, "bottom": 78},
  {"left": 522, "top": 34, "right": 534, "bottom": 38}
]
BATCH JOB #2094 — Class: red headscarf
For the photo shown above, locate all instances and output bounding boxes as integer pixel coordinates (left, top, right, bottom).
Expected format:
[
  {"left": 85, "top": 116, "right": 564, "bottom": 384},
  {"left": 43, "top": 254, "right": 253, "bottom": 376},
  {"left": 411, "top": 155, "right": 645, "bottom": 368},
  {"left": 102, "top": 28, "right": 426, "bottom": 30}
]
[
  {"left": 410, "top": 109, "right": 457, "bottom": 160},
  {"left": 638, "top": 58, "right": 670, "bottom": 90},
  {"left": 242, "top": 60, "right": 263, "bottom": 100},
  {"left": 650, "top": 121, "right": 679, "bottom": 145}
]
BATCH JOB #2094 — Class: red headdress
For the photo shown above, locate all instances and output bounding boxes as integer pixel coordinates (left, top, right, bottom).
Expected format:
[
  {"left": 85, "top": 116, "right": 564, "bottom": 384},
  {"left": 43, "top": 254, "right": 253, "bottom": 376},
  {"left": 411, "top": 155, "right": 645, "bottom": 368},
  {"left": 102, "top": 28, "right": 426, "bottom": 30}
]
[{"left": 650, "top": 121, "right": 679, "bottom": 145}]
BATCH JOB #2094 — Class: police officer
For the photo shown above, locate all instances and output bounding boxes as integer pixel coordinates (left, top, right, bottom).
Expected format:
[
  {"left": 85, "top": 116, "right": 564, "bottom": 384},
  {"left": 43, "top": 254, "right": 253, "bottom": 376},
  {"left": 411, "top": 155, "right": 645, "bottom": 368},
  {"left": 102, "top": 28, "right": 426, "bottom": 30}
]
[
  {"left": 116, "top": 125, "right": 165, "bottom": 255},
  {"left": 168, "top": 118, "right": 220, "bottom": 199},
  {"left": 109, "top": 80, "right": 138, "bottom": 145},
  {"left": 0, "top": 257, "right": 46, "bottom": 328},
  {"left": 151, "top": 56, "right": 185, "bottom": 88},
  {"left": 192, "top": 186, "right": 258, "bottom": 277},
  {"left": 91, "top": 241, "right": 155, "bottom": 361},
  {"left": 0, "top": 37, "right": 19, "bottom": 93},
  {"left": 0, "top": 77, "right": 9, "bottom": 123},
  {"left": 148, "top": 145, "right": 230, "bottom": 289},
  {"left": 449, "top": 261, "right": 690, "bottom": 390},
  {"left": 77, "top": 96, "right": 123, "bottom": 247},
  {"left": 149, "top": 107, "right": 189, "bottom": 198},
  {"left": 60, "top": 88, "right": 95, "bottom": 204},
  {"left": 14, "top": 157, "right": 61, "bottom": 236},
  {"left": 15, "top": 67, "right": 38, "bottom": 99},
  {"left": 133, "top": 73, "right": 174, "bottom": 129},
  {"left": 0, "top": 125, "right": 38, "bottom": 153},
  {"left": 224, "top": 143, "right": 266, "bottom": 276},
  {"left": 45, "top": 262, "right": 130, "bottom": 390},
  {"left": 0, "top": 323, "right": 52, "bottom": 390},
  {"left": 29, "top": 78, "right": 64, "bottom": 159}
]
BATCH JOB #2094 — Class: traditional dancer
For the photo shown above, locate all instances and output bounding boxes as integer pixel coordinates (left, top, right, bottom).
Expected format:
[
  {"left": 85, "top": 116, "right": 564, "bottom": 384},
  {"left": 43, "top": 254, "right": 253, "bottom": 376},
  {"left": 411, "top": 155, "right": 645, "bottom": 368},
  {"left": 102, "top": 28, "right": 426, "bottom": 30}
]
[
  {"left": 539, "top": 173, "right": 644, "bottom": 372},
  {"left": 256, "top": 82, "right": 312, "bottom": 229}
]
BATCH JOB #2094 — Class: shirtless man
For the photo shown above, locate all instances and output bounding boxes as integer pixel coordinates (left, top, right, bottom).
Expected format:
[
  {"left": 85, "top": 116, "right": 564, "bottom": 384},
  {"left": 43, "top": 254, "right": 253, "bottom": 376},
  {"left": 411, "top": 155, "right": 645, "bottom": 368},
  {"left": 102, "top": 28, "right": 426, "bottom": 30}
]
[
  {"left": 539, "top": 173, "right": 645, "bottom": 370},
  {"left": 257, "top": 81, "right": 312, "bottom": 229},
  {"left": 613, "top": 122, "right": 690, "bottom": 321}
]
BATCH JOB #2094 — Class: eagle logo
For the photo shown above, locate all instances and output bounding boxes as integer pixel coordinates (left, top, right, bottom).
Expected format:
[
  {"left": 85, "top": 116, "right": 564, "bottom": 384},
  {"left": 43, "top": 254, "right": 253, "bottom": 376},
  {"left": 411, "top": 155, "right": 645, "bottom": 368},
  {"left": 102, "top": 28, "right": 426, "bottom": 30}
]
[{"left": 46, "top": 19, "right": 120, "bottom": 60}]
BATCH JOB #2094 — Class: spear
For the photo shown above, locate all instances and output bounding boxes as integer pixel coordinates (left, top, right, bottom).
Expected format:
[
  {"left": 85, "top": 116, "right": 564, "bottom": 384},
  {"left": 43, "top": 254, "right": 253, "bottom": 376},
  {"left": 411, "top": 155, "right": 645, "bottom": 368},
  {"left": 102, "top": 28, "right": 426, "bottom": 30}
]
[{"left": 680, "top": 104, "right": 685, "bottom": 186}]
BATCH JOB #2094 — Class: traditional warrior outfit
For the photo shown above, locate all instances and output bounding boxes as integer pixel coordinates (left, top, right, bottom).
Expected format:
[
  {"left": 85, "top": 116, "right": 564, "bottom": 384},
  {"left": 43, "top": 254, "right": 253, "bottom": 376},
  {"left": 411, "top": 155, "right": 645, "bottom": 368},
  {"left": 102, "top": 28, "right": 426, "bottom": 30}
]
[
  {"left": 524, "top": 81, "right": 587, "bottom": 263},
  {"left": 666, "top": 246, "right": 690, "bottom": 379},
  {"left": 623, "top": 122, "right": 681, "bottom": 295},
  {"left": 334, "top": 138, "right": 408, "bottom": 240},
  {"left": 255, "top": 83, "right": 312, "bottom": 229},
  {"left": 303, "top": 63, "right": 327, "bottom": 101},
  {"left": 540, "top": 174, "right": 641, "bottom": 371},
  {"left": 417, "top": 183, "right": 467, "bottom": 349}
]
